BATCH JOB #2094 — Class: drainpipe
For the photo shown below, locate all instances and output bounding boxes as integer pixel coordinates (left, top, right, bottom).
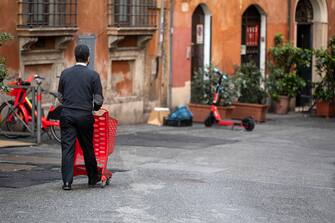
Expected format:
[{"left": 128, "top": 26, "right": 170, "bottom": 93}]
[
  {"left": 288, "top": 0, "right": 292, "bottom": 42},
  {"left": 159, "top": 0, "right": 165, "bottom": 56},
  {"left": 168, "top": 0, "right": 174, "bottom": 108},
  {"left": 158, "top": 0, "right": 166, "bottom": 106}
]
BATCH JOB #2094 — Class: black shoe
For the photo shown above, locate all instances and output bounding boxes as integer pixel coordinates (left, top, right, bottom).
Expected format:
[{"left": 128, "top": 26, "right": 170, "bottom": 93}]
[
  {"left": 88, "top": 173, "right": 101, "bottom": 187},
  {"left": 62, "top": 182, "right": 72, "bottom": 190}
]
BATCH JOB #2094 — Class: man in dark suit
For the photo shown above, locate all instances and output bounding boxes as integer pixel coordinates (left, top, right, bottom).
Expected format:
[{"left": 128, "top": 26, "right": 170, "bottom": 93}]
[{"left": 58, "top": 44, "right": 104, "bottom": 190}]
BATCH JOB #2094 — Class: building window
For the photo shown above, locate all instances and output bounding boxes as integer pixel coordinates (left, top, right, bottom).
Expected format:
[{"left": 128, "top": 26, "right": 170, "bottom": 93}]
[
  {"left": 29, "top": 0, "right": 49, "bottom": 26},
  {"left": 241, "top": 5, "right": 261, "bottom": 68},
  {"left": 108, "top": 0, "right": 157, "bottom": 27},
  {"left": 18, "top": 0, "right": 77, "bottom": 28},
  {"left": 116, "top": 0, "right": 130, "bottom": 25},
  {"left": 296, "top": 0, "right": 314, "bottom": 23}
]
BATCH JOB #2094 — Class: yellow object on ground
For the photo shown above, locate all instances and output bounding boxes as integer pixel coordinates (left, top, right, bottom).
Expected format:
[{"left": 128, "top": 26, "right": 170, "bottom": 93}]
[
  {"left": 0, "top": 140, "right": 35, "bottom": 148},
  {"left": 147, "top": 107, "right": 170, "bottom": 126}
]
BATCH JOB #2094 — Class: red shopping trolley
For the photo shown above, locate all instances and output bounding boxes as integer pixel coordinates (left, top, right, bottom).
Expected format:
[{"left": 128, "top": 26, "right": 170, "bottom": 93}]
[{"left": 73, "top": 109, "right": 118, "bottom": 187}]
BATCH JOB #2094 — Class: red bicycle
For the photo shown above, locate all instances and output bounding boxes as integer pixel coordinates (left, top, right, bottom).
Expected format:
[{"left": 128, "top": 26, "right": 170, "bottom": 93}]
[{"left": 0, "top": 75, "right": 62, "bottom": 143}]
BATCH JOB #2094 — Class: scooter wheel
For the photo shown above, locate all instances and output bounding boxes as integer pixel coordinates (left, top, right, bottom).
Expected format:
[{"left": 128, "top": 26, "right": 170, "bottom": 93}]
[
  {"left": 204, "top": 113, "right": 215, "bottom": 127},
  {"left": 242, "top": 117, "right": 255, "bottom": 131}
]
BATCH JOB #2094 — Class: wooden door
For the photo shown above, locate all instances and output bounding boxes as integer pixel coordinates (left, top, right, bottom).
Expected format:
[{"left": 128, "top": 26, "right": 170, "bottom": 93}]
[
  {"left": 295, "top": 0, "right": 314, "bottom": 107},
  {"left": 296, "top": 24, "right": 312, "bottom": 106}
]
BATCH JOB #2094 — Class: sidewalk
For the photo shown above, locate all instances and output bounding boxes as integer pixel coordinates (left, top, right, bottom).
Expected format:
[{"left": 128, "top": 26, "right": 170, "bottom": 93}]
[{"left": 0, "top": 112, "right": 335, "bottom": 222}]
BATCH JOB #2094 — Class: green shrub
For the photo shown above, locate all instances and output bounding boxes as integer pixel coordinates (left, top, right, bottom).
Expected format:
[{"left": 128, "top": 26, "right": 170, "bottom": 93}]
[
  {"left": 313, "top": 37, "right": 335, "bottom": 102},
  {"left": 233, "top": 62, "right": 266, "bottom": 104},
  {"left": 191, "top": 64, "right": 238, "bottom": 106},
  {"left": 0, "top": 32, "right": 13, "bottom": 83},
  {"left": 267, "top": 33, "right": 311, "bottom": 101}
]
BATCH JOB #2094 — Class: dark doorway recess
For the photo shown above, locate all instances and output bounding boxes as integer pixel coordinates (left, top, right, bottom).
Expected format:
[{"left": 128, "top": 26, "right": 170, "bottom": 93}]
[
  {"left": 191, "top": 5, "right": 205, "bottom": 78},
  {"left": 296, "top": 0, "right": 313, "bottom": 107},
  {"left": 241, "top": 5, "right": 261, "bottom": 68}
]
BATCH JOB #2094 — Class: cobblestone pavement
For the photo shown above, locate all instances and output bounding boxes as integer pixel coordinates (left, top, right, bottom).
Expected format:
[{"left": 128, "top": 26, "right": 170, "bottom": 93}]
[{"left": 0, "top": 113, "right": 335, "bottom": 223}]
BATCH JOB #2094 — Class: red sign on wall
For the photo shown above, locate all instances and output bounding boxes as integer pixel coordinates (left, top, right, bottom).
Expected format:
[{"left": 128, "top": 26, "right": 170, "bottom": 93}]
[{"left": 246, "top": 25, "right": 259, "bottom": 46}]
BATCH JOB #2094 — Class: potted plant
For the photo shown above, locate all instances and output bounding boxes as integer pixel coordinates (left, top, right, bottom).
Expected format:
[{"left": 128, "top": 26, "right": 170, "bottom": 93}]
[
  {"left": 267, "top": 33, "right": 311, "bottom": 114},
  {"left": 189, "top": 65, "right": 237, "bottom": 122},
  {"left": 231, "top": 62, "right": 268, "bottom": 122},
  {"left": 313, "top": 37, "right": 335, "bottom": 118}
]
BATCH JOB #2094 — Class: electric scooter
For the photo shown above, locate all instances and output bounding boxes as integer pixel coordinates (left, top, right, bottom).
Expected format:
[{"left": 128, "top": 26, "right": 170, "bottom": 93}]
[{"left": 204, "top": 68, "right": 255, "bottom": 131}]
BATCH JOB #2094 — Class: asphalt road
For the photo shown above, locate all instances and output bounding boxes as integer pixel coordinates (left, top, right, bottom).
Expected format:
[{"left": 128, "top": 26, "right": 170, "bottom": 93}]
[{"left": 0, "top": 113, "right": 335, "bottom": 223}]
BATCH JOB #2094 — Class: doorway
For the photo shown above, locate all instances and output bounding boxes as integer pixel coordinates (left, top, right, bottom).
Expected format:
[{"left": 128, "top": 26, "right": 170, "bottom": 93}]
[
  {"left": 241, "top": 5, "right": 267, "bottom": 77},
  {"left": 191, "top": 5, "right": 211, "bottom": 74},
  {"left": 296, "top": 24, "right": 312, "bottom": 106},
  {"left": 191, "top": 5, "right": 205, "bottom": 77},
  {"left": 241, "top": 6, "right": 261, "bottom": 68},
  {"left": 191, "top": 4, "right": 211, "bottom": 103},
  {"left": 295, "top": 0, "right": 313, "bottom": 106}
]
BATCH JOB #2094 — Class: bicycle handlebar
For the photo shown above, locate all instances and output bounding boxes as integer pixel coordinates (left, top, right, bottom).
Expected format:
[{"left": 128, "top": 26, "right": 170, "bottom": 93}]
[
  {"left": 213, "top": 68, "right": 228, "bottom": 81},
  {"left": 212, "top": 68, "right": 229, "bottom": 93},
  {"left": 34, "top": 75, "right": 46, "bottom": 80}
]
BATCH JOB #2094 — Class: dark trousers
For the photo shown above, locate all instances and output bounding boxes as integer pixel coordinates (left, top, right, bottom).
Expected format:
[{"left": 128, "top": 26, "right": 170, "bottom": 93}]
[{"left": 60, "top": 108, "right": 98, "bottom": 184}]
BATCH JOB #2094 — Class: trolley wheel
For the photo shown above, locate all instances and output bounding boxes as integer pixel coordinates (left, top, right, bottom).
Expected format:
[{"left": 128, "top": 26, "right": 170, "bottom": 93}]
[
  {"left": 204, "top": 113, "right": 215, "bottom": 127},
  {"left": 242, "top": 117, "right": 255, "bottom": 131},
  {"left": 106, "top": 177, "right": 111, "bottom": 185},
  {"left": 101, "top": 175, "right": 108, "bottom": 188},
  {"left": 101, "top": 181, "right": 107, "bottom": 188}
]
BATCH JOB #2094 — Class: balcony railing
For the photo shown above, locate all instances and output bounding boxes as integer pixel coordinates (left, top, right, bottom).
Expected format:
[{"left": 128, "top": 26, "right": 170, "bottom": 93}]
[
  {"left": 18, "top": 0, "right": 77, "bottom": 28},
  {"left": 108, "top": 0, "right": 157, "bottom": 28}
]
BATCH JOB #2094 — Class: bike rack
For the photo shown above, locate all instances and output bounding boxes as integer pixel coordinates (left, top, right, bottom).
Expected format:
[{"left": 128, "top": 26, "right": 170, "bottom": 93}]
[{"left": 0, "top": 83, "right": 43, "bottom": 144}]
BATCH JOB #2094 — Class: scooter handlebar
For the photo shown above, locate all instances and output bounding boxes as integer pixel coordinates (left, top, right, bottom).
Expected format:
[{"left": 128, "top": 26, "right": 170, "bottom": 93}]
[{"left": 213, "top": 68, "right": 228, "bottom": 80}]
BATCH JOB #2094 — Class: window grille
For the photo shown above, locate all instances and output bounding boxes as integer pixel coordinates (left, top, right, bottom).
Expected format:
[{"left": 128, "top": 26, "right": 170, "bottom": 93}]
[
  {"left": 108, "top": 0, "right": 157, "bottom": 28},
  {"left": 296, "top": 0, "right": 314, "bottom": 23},
  {"left": 18, "top": 0, "right": 77, "bottom": 28}
]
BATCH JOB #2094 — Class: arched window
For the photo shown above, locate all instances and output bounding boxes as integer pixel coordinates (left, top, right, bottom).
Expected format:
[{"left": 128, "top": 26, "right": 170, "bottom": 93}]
[
  {"left": 241, "top": 5, "right": 261, "bottom": 67},
  {"left": 296, "top": 0, "right": 314, "bottom": 23}
]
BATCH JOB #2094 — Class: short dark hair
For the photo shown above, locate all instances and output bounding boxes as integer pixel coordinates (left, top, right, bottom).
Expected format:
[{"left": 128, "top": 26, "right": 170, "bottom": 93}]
[{"left": 75, "top": 44, "right": 90, "bottom": 62}]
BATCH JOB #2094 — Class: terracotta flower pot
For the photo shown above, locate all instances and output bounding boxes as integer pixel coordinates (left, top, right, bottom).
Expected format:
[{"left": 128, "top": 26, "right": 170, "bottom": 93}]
[
  {"left": 316, "top": 101, "right": 335, "bottom": 118},
  {"left": 188, "top": 103, "right": 234, "bottom": 123},
  {"left": 274, "top": 96, "right": 290, "bottom": 114},
  {"left": 231, "top": 102, "right": 268, "bottom": 122}
]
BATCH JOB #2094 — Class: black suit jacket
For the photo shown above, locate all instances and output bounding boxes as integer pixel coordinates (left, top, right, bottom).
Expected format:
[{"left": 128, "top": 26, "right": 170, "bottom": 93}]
[{"left": 58, "top": 64, "right": 104, "bottom": 111}]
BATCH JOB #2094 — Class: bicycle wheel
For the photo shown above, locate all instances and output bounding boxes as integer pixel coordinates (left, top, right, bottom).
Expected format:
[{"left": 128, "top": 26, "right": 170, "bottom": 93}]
[
  {"left": 0, "top": 101, "right": 27, "bottom": 138},
  {"left": 50, "top": 125, "right": 61, "bottom": 143},
  {"left": 0, "top": 102, "right": 11, "bottom": 132},
  {"left": 47, "top": 105, "right": 62, "bottom": 144}
]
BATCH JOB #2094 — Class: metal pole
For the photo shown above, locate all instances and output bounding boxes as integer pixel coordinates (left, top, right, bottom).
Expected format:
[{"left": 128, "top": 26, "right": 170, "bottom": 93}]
[
  {"left": 36, "top": 83, "right": 42, "bottom": 144},
  {"left": 158, "top": 0, "right": 165, "bottom": 57},
  {"left": 159, "top": 0, "right": 167, "bottom": 105},
  {"left": 31, "top": 86, "right": 35, "bottom": 134},
  {"left": 288, "top": 0, "right": 292, "bottom": 42}
]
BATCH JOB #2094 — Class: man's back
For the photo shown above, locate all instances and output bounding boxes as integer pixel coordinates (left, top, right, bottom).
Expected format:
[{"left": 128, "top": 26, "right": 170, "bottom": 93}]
[
  {"left": 58, "top": 44, "right": 103, "bottom": 190},
  {"left": 58, "top": 64, "right": 102, "bottom": 112}
]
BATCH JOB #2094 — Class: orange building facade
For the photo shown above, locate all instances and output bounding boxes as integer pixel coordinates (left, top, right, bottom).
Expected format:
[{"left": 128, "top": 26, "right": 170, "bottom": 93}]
[
  {"left": 1, "top": 0, "right": 334, "bottom": 123},
  {"left": 0, "top": 0, "right": 163, "bottom": 124},
  {"left": 170, "top": 0, "right": 335, "bottom": 107}
]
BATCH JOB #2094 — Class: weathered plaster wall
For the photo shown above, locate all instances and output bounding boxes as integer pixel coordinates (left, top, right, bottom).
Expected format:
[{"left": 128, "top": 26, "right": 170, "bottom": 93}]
[
  {"left": 0, "top": 0, "right": 20, "bottom": 76},
  {"left": 62, "top": 0, "right": 109, "bottom": 81},
  {"left": 0, "top": 0, "right": 160, "bottom": 124}
]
